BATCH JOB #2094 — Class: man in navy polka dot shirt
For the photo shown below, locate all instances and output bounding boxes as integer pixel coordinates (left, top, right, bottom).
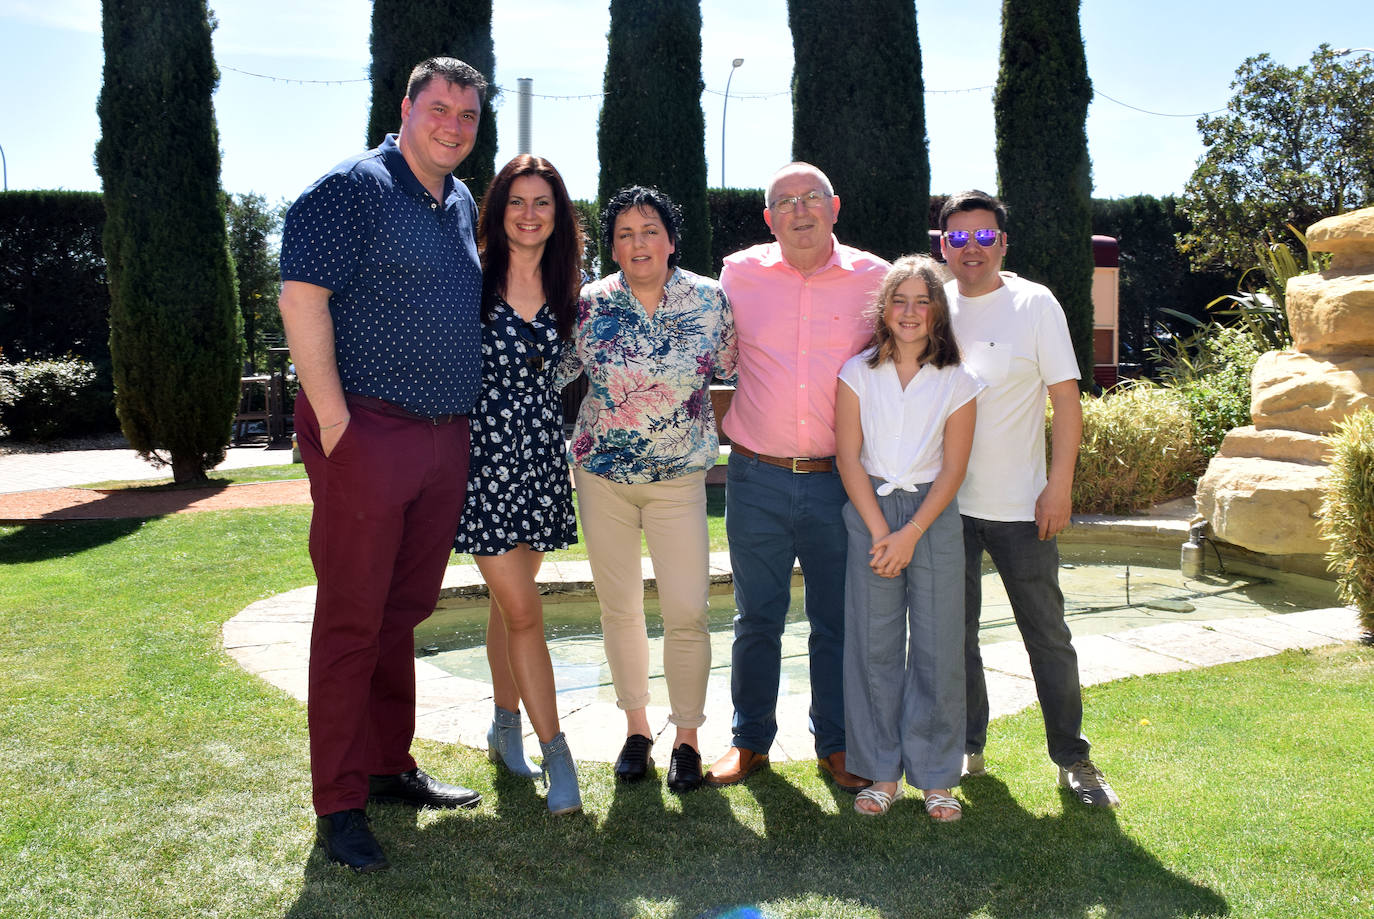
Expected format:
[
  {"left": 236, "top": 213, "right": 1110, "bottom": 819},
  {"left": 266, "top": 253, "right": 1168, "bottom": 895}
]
[{"left": 280, "top": 56, "right": 486, "bottom": 874}]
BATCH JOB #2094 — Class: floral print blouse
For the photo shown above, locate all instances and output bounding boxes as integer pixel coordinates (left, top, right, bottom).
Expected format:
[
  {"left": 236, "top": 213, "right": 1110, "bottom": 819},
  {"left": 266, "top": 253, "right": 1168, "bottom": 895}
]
[{"left": 558, "top": 267, "right": 738, "bottom": 484}]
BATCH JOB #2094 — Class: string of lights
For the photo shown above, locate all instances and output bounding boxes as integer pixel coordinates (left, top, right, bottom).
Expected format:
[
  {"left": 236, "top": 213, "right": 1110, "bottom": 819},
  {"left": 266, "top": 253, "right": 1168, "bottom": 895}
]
[{"left": 220, "top": 65, "right": 1222, "bottom": 116}]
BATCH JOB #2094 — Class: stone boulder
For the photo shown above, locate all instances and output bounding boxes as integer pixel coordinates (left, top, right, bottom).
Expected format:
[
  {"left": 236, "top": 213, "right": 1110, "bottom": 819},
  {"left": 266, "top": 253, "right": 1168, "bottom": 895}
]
[
  {"left": 1216, "top": 426, "right": 1330, "bottom": 464},
  {"left": 1195, "top": 455, "right": 1329, "bottom": 556},
  {"left": 1250, "top": 350, "right": 1374, "bottom": 435},
  {"left": 1196, "top": 206, "right": 1374, "bottom": 556},
  {"left": 1307, "top": 208, "right": 1374, "bottom": 272},
  {"left": 1287, "top": 274, "right": 1374, "bottom": 356}
]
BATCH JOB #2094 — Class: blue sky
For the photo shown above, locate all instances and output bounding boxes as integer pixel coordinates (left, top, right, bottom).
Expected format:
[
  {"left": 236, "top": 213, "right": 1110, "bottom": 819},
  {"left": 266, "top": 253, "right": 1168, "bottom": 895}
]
[{"left": 1, "top": 0, "right": 1369, "bottom": 207}]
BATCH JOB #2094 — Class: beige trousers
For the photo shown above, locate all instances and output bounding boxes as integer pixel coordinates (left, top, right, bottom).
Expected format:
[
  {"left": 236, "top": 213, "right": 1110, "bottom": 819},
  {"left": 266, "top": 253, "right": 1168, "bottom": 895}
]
[{"left": 573, "top": 467, "right": 711, "bottom": 729}]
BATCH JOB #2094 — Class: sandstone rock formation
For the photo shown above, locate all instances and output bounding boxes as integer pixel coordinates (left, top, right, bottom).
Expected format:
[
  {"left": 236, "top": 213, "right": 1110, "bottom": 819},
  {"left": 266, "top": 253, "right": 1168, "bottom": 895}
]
[{"left": 1196, "top": 207, "right": 1374, "bottom": 556}]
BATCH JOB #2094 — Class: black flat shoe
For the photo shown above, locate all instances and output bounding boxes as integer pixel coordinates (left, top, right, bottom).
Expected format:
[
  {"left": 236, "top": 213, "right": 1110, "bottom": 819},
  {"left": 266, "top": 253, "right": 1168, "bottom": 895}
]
[
  {"left": 614, "top": 734, "right": 654, "bottom": 783},
  {"left": 666, "top": 743, "right": 703, "bottom": 793},
  {"left": 316, "top": 809, "right": 389, "bottom": 873},
  {"left": 368, "top": 767, "right": 481, "bottom": 809}
]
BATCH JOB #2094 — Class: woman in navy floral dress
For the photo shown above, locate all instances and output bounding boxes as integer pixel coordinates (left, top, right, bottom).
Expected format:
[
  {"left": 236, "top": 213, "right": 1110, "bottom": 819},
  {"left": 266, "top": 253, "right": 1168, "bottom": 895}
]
[{"left": 454, "top": 155, "right": 582, "bottom": 815}]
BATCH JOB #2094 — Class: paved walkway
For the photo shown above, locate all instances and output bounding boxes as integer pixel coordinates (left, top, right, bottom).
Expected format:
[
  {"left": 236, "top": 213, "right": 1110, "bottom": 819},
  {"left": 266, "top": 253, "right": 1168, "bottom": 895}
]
[
  {"left": 224, "top": 549, "right": 1363, "bottom": 766},
  {"left": 0, "top": 438, "right": 299, "bottom": 495}
]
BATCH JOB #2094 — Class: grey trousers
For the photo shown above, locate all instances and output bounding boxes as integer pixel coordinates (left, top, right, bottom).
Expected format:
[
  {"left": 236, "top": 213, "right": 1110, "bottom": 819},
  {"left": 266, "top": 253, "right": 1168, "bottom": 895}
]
[
  {"left": 842, "top": 480, "right": 965, "bottom": 789},
  {"left": 962, "top": 516, "right": 1090, "bottom": 766}
]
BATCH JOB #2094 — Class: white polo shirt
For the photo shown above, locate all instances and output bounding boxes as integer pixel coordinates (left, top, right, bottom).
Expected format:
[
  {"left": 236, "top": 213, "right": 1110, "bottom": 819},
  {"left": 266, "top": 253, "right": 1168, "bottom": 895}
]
[
  {"left": 947, "top": 274, "right": 1080, "bottom": 521},
  {"left": 838, "top": 348, "right": 983, "bottom": 494}
]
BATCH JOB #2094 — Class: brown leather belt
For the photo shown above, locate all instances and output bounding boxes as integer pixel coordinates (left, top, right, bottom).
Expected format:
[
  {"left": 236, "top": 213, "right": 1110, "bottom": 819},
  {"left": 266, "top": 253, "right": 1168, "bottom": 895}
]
[
  {"left": 731, "top": 443, "right": 834, "bottom": 474},
  {"left": 346, "top": 393, "right": 464, "bottom": 425}
]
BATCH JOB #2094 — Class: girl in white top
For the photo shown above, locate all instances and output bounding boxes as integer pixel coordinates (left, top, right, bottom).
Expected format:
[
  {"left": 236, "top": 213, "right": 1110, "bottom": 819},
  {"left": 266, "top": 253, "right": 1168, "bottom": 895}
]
[{"left": 834, "top": 254, "right": 982, "bottom": 820}]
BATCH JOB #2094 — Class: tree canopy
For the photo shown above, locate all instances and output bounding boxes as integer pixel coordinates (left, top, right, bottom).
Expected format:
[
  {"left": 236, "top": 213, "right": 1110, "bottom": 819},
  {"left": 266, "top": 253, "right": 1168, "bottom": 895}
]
[
  {"left": 788, "top": 0, "right": 929, "bottom": 263},
  {"left": 226, "top": 193, "right": 283, "bottom": 370},
  {"left": 597, "top": 0, "right": 711, "bottom": 275},
  {"left": 1180, "top": 45, "right": 1374, "bottom": 273},
  {"left": 366, "top": 0, "right": 497, "bottom": 200},
  {"left": 96, "top": 0, "right": 242, "bottom": 483},
  {"left": 994, "top": 0, "right": 1096, "bottom": 386}
]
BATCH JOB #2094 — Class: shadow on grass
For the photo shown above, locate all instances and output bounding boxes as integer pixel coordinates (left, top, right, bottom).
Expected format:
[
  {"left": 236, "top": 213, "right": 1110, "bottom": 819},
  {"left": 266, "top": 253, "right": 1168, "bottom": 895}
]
[
  {"left": 0, "top": 518, "right": 146, "bottom": 563},
  {"left": 283, "top": 770, "right": 1227, "bottom": 919}
]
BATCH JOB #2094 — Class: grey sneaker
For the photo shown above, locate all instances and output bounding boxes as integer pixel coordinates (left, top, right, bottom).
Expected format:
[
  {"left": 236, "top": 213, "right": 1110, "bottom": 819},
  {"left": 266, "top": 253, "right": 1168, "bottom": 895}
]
[
  {"left": 1058, "top": 759, "right": 1121, "bottom": 808},
  {"left": 962, "top": 752, "right": 987, "bottom": 777}
]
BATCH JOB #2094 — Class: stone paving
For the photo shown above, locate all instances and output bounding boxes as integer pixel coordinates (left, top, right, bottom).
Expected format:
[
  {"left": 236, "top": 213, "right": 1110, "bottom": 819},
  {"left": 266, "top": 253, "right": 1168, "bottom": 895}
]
[
  {"left": 0, "top": 439, "right": 297, "bottom": 494},
  {"left": 222, "top": 548, "right": 1364, "bottom": 766}
]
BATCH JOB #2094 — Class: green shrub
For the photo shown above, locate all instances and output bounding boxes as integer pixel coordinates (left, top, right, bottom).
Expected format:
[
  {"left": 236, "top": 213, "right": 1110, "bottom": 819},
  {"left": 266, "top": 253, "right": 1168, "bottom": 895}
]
[
  {"left": 1319, "top": 408, "right": 1374, "bottom": 639},
  {"left": 1061, "top": 382, "right": 1204, "bottom": 515},
  {"left": 1167, "top": 326, "right": 1263, "bottom": 460},
  {"left": 0, "top": 366, "right": 15, "bottom": 438},
  {"left": 0, "top": 358, "right": 117, "bottom": 441}
]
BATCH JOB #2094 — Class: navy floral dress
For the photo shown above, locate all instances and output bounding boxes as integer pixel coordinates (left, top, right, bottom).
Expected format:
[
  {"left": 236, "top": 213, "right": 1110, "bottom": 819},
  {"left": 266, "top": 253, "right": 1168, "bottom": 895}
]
[{"left": 454, "top": 299, "right": 577, "bottom": 555}]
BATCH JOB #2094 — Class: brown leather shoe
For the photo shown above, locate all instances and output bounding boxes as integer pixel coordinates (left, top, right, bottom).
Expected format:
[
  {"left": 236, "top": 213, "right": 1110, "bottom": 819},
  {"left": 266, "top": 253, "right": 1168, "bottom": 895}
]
[
  {"left": 704, "top": 746, "right": 769, "bottom": 787},
  {"left": 818, "top": 751, "right": 872, "bottom": 793}
]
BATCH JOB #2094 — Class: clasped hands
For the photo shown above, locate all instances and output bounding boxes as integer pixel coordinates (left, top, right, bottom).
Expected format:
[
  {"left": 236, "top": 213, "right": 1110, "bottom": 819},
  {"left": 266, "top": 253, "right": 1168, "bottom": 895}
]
[{"left": 868, "top": 524, "right": 920, "bottom": 579}]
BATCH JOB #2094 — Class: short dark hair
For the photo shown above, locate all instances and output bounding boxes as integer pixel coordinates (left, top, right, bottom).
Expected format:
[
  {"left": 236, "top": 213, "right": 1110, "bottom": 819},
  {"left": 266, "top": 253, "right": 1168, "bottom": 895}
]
[
  {"left": 599, "top": 185, "right": 682, "bottom": 269},
  {"left": 939, "top": 189, "right": 1007, "bottom": 231},
  {"left": 406, "top": 57, "right": 488, "bottom": 105},
  {"left": 477, "top": 155, "right": 585, "bottom": 340},
  {"left": 864, "top": 255, "right": 961, "bottom": 370}
]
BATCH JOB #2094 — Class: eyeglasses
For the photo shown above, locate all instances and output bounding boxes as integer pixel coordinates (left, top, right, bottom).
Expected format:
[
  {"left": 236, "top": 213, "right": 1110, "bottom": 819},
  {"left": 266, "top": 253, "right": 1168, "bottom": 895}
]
[
  {"left": 517, "top": 322, "right": 545, "bottom": 372},
  {"left": 768, "top": 190, "right": 829, "bottom": 215},
  {"left": 942, "top": 229, "right": 1003, "bottom": 249}
]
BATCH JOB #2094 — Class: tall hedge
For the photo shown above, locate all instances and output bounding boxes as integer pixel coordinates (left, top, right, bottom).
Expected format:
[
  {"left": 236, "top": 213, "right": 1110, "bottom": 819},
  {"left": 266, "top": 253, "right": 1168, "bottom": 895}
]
[
  {"left": 1091, "top": 195, "right": 1233, "bottom": 374},
  {"left": 708, "top": 188, "right": 770, "bottom": 274},
  {"left": 788, "top": 0, "right": 928, "bottom": 262},
  {"left": 994, "top": 0, "right": 1095, "bottom": 386},
  {"left": 0, "top": 191, "right": 110, "bottom": 365},
  {"left": 96, "top": 0, "right": 242, "bottom": 483},
  {"left": 597, "top": 0, "right": 712, "bottom": 275},
  {"left": 366, "top": 0, "right": 497, "bottom": 201}
]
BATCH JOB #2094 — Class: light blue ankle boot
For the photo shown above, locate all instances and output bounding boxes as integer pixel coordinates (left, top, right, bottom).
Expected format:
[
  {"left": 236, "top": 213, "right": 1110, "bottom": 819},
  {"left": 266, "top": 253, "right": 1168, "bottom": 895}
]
[
  {"left": 487, "top": 706, "right": 541, "bottom": 778},
  {"left": 539, "top": 732, "right": 582, "bottom": 816}
]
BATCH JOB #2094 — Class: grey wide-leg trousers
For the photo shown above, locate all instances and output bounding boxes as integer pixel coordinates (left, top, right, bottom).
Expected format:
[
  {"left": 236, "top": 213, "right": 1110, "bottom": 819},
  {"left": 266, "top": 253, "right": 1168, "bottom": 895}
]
[{"left": 842, "top": 480, "right": 965, "bottom": 790}]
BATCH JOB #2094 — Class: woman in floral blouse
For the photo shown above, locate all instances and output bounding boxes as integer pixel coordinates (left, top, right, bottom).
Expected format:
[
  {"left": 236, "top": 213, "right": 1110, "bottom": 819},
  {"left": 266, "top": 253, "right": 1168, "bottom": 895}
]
[{"left": 559, "top": 185, "right": 737, "bottom": 794}]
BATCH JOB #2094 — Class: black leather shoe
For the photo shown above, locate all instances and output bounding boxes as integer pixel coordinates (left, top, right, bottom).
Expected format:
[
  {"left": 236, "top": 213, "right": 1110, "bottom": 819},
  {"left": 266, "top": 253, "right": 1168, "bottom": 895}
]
[
  {"left": 666, "top": 743, "right": 703, "bottom": 793},
  {"left": 316, "top": 809, "right": 389, "bottom": 873},
  {"left": 614, "top": 734, "right": 654, "bottom": 783},
  {"left": 368, "top": 767, "right": 481, "bottom": 809}
]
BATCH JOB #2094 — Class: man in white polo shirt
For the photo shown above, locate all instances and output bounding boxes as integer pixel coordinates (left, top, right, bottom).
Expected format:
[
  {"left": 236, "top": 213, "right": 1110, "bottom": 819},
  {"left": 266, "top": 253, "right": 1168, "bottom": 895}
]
[{"left": 940, "top": 189, "right": 1119, "bottom": 808}]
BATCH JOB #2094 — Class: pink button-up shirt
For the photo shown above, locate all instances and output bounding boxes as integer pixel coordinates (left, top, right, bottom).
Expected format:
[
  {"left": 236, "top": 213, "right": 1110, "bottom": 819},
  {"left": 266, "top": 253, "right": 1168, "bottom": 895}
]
[{"left": 719, "top": 238, "right": 890, "bottom": 458}]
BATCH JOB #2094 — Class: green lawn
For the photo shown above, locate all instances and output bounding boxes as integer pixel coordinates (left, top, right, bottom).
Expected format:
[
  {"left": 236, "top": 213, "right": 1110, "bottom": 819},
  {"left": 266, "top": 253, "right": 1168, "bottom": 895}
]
[{"left": 1, "top": 510, "right": 1371, "bottom": 918}]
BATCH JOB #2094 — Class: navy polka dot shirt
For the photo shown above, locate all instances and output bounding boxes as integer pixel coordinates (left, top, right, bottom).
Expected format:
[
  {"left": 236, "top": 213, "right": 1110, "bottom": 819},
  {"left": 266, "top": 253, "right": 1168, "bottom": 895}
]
[{"left": 281, "top": 134, "right": 482, "bottom": 417}]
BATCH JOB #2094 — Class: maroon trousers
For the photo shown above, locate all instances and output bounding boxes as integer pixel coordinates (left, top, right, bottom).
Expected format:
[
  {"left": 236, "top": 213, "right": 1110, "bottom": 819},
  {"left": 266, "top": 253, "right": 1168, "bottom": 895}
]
[{"left": 296, "top": 392, "right": 469, "bottom": 815}]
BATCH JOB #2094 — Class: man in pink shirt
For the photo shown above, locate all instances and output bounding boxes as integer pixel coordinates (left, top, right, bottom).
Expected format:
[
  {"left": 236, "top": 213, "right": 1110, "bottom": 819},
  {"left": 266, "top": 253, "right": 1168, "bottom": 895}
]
[{"left": 704, "top": 162, "right": 889, "bottom": 791}]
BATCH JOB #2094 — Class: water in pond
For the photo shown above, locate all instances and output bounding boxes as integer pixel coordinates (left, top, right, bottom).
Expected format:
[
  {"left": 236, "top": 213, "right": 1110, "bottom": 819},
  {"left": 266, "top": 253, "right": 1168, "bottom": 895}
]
[{"left": 414, "top": 543, "right": 1337, "bottom": 709}]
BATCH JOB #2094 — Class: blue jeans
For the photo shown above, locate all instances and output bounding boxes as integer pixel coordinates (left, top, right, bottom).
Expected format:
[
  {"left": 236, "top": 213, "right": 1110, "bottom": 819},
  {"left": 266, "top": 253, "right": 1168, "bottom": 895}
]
[
  {"left": 962, "top": 516, "right": 1090, "bottom": 767},
  {"left": 726, "top": 452, "right": 848, "bottom": 757}
]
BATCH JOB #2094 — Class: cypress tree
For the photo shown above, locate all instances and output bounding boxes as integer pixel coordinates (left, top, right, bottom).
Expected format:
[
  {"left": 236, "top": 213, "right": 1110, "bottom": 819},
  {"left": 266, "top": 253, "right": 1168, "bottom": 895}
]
[
  {"left": 597, "top": 0, "right": 712, "bottom": 276},
  {"left": 366, "top": 0, "right": 497, "bottom": 200},
  {"left": 788, "top": 0, "right": 928, "bottom": 262},
  {"left": 994, "top": 0, "right": 1095, "bottom": 385},
  {"left": 96, "top": 0, "right": 242, "bottom": 484}
]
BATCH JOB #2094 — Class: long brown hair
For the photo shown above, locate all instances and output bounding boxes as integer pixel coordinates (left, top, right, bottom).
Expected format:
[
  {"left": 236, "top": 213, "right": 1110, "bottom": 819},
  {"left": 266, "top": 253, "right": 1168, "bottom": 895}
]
[
  {"left": 477, "top": 155, "right": 584, "bottom": 339},
  {"left": 863, "top": 255, "right": 961, "bottom": 369}
]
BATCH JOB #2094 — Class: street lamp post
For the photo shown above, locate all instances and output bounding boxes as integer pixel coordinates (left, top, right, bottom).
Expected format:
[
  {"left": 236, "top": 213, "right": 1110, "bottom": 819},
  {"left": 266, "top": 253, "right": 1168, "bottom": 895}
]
[
  {"left": 0, "top": 142, "right": 7, "bottom": 192},
  {"left": 720, "top": 58, "right": 744, "bottom": 188}
]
